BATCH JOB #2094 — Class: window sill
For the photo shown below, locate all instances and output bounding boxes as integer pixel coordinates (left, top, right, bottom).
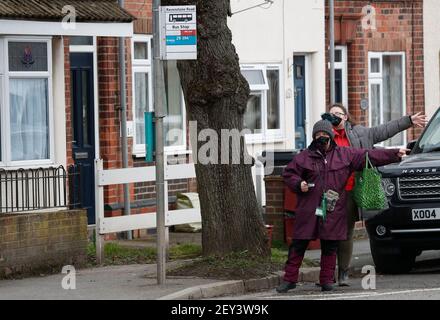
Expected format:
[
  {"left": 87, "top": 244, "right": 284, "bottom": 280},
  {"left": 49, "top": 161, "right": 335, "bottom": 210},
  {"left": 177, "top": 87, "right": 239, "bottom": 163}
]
[{"left": 0, "top": 163, "right": 61, "bottom": 170}]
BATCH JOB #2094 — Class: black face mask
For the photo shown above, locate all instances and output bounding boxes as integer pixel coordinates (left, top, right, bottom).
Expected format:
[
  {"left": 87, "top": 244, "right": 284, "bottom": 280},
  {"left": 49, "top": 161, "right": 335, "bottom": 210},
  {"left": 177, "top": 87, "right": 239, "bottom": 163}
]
[
  {"left": 316, "top": 136, "right": 330, "bottom": 146},
  {"left": 315, "top": 136, "right": 330, "bottom": 153},
  {"left": 321, "top": 113, "right": 343, "bottom": 127}
]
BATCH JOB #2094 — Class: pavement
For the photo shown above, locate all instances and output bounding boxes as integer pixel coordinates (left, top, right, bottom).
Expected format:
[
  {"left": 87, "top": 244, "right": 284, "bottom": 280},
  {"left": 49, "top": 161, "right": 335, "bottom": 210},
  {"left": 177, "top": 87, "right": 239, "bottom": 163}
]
[
  {"left": 0, "top": 261, "right": 221, "bottom": 300},
  {"left": 0, "top": 228, "right": 403, "bottom": 300}
]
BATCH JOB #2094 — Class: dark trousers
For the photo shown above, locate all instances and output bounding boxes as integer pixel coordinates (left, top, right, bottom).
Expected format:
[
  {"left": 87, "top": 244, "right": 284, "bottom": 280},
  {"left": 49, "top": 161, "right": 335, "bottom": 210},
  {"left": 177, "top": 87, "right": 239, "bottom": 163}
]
[
  {"left": 337, "top": 191, "right": 358, "bottom": 271},
  {"left": 289, "top": 239, "right": 339, "bottom": 257},
  {"left": 284, "top": 239, "right": 339, "bottom": 285}
]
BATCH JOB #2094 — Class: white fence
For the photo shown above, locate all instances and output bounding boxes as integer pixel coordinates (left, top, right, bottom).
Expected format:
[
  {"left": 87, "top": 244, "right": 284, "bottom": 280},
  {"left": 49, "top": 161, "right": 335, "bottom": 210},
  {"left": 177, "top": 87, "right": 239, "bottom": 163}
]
[{"left": 94, "top": 159, "right": 201, "bottom": 261}]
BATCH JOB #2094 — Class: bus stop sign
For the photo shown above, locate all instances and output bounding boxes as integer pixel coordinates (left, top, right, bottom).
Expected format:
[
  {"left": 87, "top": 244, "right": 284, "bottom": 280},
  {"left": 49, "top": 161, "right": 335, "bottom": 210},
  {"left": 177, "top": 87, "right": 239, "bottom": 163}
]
[{"left": 159, "top": 5, "right": 197, "bottom": 60}]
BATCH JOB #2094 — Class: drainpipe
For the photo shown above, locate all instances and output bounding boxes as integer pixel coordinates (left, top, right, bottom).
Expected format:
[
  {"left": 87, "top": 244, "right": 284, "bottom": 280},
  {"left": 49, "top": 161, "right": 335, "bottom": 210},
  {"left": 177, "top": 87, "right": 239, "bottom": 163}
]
[
  {"left": 119, "top": 0, "right": 132, "bottom": 240},
  {"left": 329, "top": 0, "right": 336, "bottom": 105}
]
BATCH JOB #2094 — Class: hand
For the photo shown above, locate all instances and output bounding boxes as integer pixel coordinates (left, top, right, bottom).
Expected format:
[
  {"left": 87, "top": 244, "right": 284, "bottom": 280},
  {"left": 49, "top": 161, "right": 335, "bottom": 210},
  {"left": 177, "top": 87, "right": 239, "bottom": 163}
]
[
  {"left": 397, "top": 148, "right": 411, "bottom": 158},
  {"left": 300, "top": 181, "right": 309, "bottom": 193},
  {"left": 410, "top": 112, "right": 428, "bottom": 128}
]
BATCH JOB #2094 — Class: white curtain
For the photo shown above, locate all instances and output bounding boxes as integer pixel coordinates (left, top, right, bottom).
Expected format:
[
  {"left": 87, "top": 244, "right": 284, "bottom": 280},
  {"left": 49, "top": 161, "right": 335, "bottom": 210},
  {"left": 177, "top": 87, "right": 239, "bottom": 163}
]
[
  {"left": 164, "top": 61, "right": 184, "bottom": 147},
  {"left": 383, "top": 55, "right": 404, "bottom": 146},
  {"left": 9, "top": 78, "right": 49, "bottom": 161},
  {"left": 267, "top": 69, "right": 280, "bottom": 130},
  {"left": 135, "top": 72, "right": 148, "bottom": 145},
  {"left": 244, "top": 94, "right": 262, "bottom": 134}
]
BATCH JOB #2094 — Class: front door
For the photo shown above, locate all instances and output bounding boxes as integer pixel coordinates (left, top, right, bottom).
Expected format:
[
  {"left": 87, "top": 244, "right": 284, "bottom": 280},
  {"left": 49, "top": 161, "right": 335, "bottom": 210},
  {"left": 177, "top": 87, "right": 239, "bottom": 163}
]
[
  {"left": 70, "top": 53, "right": 95, "bottom": 225},
  {"left": 294, "top": 56, "right": 307, "bottom": 150}
]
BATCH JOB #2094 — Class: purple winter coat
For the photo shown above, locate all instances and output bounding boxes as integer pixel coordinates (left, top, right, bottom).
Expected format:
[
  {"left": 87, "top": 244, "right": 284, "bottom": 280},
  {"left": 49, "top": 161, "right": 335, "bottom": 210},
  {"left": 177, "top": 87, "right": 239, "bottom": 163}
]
[{"left": 283, "top": 144, "right": 401, "bottom": 240}]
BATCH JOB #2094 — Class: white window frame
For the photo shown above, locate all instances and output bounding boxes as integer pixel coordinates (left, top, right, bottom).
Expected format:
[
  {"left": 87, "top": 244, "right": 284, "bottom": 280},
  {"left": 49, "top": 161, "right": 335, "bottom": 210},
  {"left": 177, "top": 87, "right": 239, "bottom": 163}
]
[
  {"left": 241, "top": 65, "right": 269, "bottom": 91},
  {"left": 132, "top": 35, "right": 153, "bottom": 156},
  {"left": 132, "top": 35, "right": 188, "bottom": 156},
  {"left": 334, "top": 45, "right": 348, "bottom": 108},
  {"left": 241, "top": 64, "right": 284, "bottom": 143},
  {"left": 368, "top": 52, "right": 407, "bottom": 147},
  {"left": 0, "top": 36, "right": 54, "bottom": 167}
]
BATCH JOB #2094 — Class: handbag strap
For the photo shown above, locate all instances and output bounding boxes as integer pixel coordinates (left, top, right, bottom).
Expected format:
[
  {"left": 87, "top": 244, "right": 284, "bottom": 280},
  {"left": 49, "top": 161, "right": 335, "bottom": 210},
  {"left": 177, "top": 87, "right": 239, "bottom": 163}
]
[
  {"left": 365, "top": 152, "right": 374, "bottom": 169},
  {"left": 365, "top": 152, "right": 379, "bottom": 173}
]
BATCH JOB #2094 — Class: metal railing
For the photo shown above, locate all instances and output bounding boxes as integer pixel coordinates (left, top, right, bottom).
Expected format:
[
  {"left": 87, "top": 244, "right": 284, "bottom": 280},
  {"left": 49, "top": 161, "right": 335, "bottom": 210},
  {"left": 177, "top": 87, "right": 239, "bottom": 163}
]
[{"left": 0, "top": 165, "right": 82, "bottom": 214}]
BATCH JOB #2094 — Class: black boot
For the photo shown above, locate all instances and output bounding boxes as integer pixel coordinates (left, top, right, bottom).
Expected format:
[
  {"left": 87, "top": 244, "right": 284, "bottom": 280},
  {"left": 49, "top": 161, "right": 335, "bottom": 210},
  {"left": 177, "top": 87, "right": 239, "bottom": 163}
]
[
  {"left": 276, "top": 281, "right": 297, "bottom": 293},
  {"left": 321, "top": 283, "right": 334, "bottom": 292}
]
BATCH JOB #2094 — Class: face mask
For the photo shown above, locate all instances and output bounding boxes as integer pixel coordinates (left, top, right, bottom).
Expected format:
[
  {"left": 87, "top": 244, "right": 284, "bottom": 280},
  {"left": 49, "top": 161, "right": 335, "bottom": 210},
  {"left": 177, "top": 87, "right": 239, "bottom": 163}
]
[
  {"left": 315, "top": 136, "right": 330, "bottom": 153},
  {"left": 321, "top": 113, "right": 343, "bottom": 127},
  {"left": 316, "top": 136, "right": 330, "bottom": 146}
]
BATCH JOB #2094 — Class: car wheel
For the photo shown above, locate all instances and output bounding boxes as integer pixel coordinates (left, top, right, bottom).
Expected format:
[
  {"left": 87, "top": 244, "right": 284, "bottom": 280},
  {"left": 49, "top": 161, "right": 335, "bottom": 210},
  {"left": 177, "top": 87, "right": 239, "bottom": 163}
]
[{"left": 370, "top": 242, "right": 416, "bottom": 274}]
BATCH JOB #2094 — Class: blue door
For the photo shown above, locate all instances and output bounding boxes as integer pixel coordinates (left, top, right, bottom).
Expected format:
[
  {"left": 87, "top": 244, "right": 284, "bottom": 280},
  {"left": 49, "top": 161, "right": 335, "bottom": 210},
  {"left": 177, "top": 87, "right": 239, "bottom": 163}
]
[
  {"left": 294, "top": 56, "right": 307, "bottom": 150},
  {"left": 70, "top": 53, "right": 96, "bottom": 225}
]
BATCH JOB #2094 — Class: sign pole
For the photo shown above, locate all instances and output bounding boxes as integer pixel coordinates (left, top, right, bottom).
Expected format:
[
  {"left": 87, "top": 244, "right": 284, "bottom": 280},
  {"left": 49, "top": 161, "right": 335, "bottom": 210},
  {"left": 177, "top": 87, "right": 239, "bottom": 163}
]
[
  {"left": 153, "top": 3, "right": 197, "bottom": 285},
  {"left": 153, "top": 0, "right": 167, "bottom": 285},
  {"left": 329, "top": 0, "right": 336, "bottom": 105}
]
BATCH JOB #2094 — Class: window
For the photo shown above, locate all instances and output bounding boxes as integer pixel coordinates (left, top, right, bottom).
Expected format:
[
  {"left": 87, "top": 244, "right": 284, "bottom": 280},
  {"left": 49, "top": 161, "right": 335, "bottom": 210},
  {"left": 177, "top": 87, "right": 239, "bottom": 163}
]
[
  {"left": 69, "top": 36, "right": 93, "bottom": 46},
  {"left": 0, "top": 38, "right": 53, "bottom": 166},
  {"left": 132, "top": 35, "right": 153, "bottom": 155},
  {"left": 131, "top": 35, "right": 187, "bottom": 155},
  {"left": 163, "top": 60, "right": 186, "bottom": 150},
  {"left": 368, "top": 52, "right": 406, "bottom": 147},
  {"left": 333, "top": 46, "right": 348, "bottom": 108},
  {"left": 241, "top": 65, "right": 283, "bottom": 141}
]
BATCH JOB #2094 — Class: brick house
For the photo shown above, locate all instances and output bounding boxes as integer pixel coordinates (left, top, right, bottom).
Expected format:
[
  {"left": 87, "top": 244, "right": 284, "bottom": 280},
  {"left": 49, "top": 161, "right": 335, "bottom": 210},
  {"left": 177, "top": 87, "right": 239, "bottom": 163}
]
[
  {"left": 325, "top": 0, "right": 425, "bottom": 144},
  {"left": 423, "top": 0, "right": 440, "bottom": 117},
  {"left": 264, "top": 0, "right": 428, "bottom": 243},
  {"left": 0, "top": 0, "right": 196, "bottom": 238}
]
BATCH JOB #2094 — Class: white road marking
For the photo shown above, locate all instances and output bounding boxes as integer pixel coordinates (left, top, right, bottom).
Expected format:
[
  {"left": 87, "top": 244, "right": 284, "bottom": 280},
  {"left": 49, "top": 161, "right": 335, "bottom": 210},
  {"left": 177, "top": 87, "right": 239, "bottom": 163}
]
[
  {"left": 318, "top": 287, "right": 440, "bottom": 300},
  {"left": 258, "top": 287, "right": 440, "bottom": 300},
  {"left": 260, "top": 291, "right": 373, "bottom": 299}
]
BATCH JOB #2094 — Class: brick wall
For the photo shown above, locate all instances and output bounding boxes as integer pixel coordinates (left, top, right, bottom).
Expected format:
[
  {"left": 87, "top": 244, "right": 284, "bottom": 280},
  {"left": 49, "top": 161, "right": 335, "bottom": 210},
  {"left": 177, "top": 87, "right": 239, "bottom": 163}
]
[
  {"left": 64, "top": 37, "right": 74, "bottom": 168},
  {"left": 63, "top": 0, "right": 194, "bottom": 233},
  {"left": 0, "top": 210, "right": 88, "bottom": 279},
  {"left": 124, "top": 0, "right": 153, "bottom": 34},
  {"left": 325, "top": 0, "right": 425, "bottom": 141},
  {"left": 264, "top": 176, "right": 285, "bottom": 242}
]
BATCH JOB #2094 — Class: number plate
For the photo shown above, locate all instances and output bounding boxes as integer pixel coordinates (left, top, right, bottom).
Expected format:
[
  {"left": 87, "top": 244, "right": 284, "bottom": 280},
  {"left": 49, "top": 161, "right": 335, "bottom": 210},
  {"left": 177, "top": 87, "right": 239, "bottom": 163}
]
[{"left": 412, "top": 208, "right": 440, "bottom": 221}]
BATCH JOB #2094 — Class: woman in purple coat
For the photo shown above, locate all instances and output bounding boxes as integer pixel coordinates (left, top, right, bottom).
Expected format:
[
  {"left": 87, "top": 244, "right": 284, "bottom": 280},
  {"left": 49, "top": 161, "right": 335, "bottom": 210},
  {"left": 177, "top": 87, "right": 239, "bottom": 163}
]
[{"left": 276, "top": 120, "right": 408, "bottom": 293}]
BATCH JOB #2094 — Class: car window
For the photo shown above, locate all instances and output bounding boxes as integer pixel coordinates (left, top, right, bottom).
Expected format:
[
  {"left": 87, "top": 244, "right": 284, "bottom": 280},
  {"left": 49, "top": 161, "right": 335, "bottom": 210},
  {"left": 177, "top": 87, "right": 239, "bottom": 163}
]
[{"left": 415, "top": 109, "right": 440, "bottom": 153}]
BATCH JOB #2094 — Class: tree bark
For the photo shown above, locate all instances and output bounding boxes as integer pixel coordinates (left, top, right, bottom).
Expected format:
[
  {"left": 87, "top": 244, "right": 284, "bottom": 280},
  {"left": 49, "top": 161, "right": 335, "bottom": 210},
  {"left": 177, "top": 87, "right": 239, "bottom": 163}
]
[{"left": 162, "top": 0, "right": 270, "bottom": 257}]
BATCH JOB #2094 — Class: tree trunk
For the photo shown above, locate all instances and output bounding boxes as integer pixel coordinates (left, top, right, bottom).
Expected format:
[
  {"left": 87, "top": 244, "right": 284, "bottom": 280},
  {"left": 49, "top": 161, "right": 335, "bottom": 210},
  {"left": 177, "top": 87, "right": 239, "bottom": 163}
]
[{"left": 162, "top": 0, "right": 270, "bottom": 257}]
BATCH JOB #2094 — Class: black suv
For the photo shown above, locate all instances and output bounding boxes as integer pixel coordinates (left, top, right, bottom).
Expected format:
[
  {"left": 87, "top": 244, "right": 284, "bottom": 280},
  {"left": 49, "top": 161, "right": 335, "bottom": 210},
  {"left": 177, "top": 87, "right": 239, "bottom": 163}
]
[{"left": 365, "top": 107, "right": 440, "bottom": 274}]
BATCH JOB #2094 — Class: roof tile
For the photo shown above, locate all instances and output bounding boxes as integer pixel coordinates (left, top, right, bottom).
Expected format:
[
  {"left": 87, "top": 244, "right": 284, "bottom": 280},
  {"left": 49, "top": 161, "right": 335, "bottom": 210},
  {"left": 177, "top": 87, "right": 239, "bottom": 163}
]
[{"left": 0, "top": 0, "right": 135, "bottom": 22}]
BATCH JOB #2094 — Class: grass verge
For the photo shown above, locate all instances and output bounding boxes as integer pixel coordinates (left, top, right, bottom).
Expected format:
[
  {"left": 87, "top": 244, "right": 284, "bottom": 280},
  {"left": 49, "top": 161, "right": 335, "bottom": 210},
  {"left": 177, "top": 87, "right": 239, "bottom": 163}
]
[
  {"left": 87, "top": 241, "right": 319, "bottom": 280},
  {"left": 87, "top": 242, "right": 202, "bottom": 266}
]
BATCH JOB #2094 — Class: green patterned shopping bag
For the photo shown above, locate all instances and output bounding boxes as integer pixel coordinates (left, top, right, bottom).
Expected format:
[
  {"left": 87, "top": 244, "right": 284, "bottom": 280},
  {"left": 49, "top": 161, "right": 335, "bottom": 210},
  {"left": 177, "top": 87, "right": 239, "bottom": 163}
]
[{"left": 353, "top": 153, "right": 387, "bottom": 210}]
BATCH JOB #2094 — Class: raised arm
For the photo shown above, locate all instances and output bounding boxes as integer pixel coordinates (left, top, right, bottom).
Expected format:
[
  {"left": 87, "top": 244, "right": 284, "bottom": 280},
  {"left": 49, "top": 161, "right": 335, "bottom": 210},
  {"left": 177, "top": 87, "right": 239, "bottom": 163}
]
[
  {"left": 368, "top": 116, "right": 412, "bottom": 145},
  {"left": 283, "top": 158, "right": 305, "bottom": 193}
]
